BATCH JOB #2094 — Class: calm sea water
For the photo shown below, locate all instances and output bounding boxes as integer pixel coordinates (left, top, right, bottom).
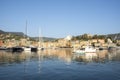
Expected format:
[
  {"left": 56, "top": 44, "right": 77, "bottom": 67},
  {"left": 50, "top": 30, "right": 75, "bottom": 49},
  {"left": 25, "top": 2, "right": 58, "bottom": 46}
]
[{"left": 0, "top": 49, "right": 120, "bottom": 80}]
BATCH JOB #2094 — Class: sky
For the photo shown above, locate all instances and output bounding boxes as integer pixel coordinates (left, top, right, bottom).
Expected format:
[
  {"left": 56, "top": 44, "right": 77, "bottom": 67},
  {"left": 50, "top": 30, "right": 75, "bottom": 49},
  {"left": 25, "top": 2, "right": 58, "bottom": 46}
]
[{"left": 0, "top": 0, "right": 120, "bottom": 38}]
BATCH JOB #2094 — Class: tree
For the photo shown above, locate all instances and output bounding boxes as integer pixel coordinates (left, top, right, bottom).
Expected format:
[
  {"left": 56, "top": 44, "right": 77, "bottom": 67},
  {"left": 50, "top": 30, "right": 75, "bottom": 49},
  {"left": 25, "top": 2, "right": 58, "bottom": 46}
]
[
  {"left": 92, "top": 35, "right": 105, "bottom": 39},
  {"left": 81, "top": 34, "right": 89, "bottom": 40},
  {"left": 92, "top": 35, "right": 98, "bottom": 39}
]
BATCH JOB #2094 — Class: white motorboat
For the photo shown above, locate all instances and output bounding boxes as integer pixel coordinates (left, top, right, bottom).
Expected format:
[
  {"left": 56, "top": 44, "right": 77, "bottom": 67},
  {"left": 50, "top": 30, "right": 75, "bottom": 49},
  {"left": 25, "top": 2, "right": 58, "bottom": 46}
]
[
  {"left": 23, "top": 46, "right": 31, "bottom": 51},
  {"left": 73, "top": 46, "right": 96, "bottom": 54},
  {"left": 37, "top": 47, "right": 44, "bottom": 50}
]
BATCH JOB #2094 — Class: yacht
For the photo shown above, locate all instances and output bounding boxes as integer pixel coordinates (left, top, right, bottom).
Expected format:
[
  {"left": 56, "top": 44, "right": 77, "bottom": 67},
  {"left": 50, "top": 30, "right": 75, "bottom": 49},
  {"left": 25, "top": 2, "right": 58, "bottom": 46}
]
[
  {"left": 6, "top": 47, "right": 24, "bottom": 52},
  {"left": 23, "top": 46, "right": 31, "bottom": 52},
  {"left": 73, "top": 46, "right": 96, "bottom": 54}
]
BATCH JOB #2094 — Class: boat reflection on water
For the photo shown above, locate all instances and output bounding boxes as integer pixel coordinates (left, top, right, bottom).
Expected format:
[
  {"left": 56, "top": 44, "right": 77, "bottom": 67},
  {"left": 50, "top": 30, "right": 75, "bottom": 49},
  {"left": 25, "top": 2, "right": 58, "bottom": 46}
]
[
  {"left": 0, "top": 49, "right": 120, "bottom": 80},
  {"left": 0, "top": 51, "right": 26, "bottom": 64},
  {"left": 37, "top": 51, "right": 44, "bottom": 73},
  {"left": 73, "top": 49, "right": 120, "bottom": 63},
  {"left": 23, "top": 51, "right": 31, "bottom": 73},
  {"left": 108, "top": 49, "right": 120, "bottom": 61},
  {"left": 41, "top": 49, "right": 72, "bottom": 64},
  {"left": 73, "top": 52, "right": 98, "bottom": 63},
  {"left": 0, "top": 49, "right": 120, "bottom": 65}
]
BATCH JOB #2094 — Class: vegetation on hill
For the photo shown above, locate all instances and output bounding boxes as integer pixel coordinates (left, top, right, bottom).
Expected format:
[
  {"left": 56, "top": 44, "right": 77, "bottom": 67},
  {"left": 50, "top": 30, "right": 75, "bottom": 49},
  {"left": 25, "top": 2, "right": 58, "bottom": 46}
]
[
  {"left": 0, "top": 30, "right": 56, "bottom": 41},
  {"left": 0, "top": 29, "right": 120, "bottom": 42},
  {"left": 72, "top": 34, "right": 105, "bottom": 41},
  {"left": 0, "top": 33, "right": 24, "bottom": 40}
]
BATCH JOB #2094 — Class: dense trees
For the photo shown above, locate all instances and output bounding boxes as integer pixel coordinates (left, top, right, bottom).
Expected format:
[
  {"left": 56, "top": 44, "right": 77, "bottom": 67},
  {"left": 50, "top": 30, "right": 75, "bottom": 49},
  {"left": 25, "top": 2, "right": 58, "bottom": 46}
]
[
  {"left": 92, "top": 35, "right": 105, "bottom": 39},
  {"left": 72, "top": 34, "right": 105, "bottom": 40},
  {"left": 0, "top": 33, "right": 25, "bottom": 40}
]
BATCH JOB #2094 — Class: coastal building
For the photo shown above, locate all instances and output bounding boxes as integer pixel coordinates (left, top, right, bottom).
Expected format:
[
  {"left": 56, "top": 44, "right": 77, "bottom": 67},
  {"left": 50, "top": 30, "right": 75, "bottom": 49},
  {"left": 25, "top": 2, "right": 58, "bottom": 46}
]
[
  {"left": 0, "top": 40, "right": 3, "bottom": 46},
  {"left": 116, "top": 38, "right": 120, "bottom": 46}
]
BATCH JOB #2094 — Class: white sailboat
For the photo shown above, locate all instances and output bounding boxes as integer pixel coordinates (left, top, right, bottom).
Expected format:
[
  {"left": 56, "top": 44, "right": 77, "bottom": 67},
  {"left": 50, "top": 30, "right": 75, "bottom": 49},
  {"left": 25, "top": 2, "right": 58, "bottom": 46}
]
[
  {"left": 23, "top": 21, "right": 31, "bottom": 51},
  {"left": 37, "top": 27, "right": 44, "bottom": 51}
]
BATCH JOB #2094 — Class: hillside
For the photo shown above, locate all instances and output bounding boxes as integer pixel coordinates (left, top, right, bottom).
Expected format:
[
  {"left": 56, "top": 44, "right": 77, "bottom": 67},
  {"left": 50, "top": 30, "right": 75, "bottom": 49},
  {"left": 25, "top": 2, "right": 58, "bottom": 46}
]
[
  {"left": 0, "top": 29, "right": 56, "bottom": 41},
  {"left": 0, "top": 29, "right": 120, "bottom": 41},
  {"left": 0, "top": 30, "right": 5, "bottom": 34},
  {"left": 73, "top": 33, "right": 120, "bottom": 40},
  {"left": 6, "top": 32, "right": 25, "bottom": 36},
  {"left": 106, "top": 33, "right": 120, "bottom": 40},
  {"left": 0, "top": 29, "right": 25, "bottom": 36}
]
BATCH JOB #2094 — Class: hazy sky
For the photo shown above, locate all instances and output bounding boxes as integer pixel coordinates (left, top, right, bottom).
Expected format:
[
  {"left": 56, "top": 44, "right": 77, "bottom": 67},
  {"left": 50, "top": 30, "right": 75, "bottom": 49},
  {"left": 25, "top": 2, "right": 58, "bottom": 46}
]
[{"left": 0, "top": 0, "right": 120, "bottom": 38}]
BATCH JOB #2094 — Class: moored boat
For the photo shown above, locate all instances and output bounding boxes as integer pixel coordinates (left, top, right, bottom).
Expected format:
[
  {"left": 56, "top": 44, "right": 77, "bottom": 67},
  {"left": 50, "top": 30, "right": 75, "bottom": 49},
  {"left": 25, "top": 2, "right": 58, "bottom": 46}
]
[
  {"left": 73, "top": 46, "right": 96, "bottom": 54},
  {"left": 0, "top": 47, "right": 6, "bottom": 50},
  {"left": 37, "top": 47, "right": 44, "bottom": 51},
  {"left": 31, "top": 47, "right": 38, "bottom": 52},
  {"left": 6, "top": 47, "right": 24, "bottom": 52},
  {"left": 23, "top": 46, "right": 31, "bottom": 52}
]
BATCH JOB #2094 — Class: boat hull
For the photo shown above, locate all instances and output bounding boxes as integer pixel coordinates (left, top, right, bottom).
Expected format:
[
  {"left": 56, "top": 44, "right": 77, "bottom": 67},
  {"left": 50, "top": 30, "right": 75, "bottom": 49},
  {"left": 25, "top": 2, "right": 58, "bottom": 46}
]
[{"left": 6, "top": 47, "right": 24, "bottom": 52}]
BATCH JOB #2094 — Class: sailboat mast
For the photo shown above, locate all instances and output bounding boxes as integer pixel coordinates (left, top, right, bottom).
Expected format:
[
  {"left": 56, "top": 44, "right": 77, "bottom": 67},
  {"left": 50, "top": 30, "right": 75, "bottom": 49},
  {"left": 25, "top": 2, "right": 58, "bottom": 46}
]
[
  {"left": 26, "top": 20, "right": 27, "bottom": 39},
  {"left": 39, "top": 28, "right": 40, "bottom": 47},
  {"left": 39, "top": 27, "right": 42, "bottom": 47}
]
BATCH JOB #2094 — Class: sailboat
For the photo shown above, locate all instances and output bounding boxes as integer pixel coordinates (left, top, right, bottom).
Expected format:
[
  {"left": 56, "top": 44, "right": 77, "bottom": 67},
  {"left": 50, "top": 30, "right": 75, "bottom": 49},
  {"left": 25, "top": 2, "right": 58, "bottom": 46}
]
[
  {"left": 37, "top": 27, "right": 44, "bottom": 51},
  {"left": 23, "top": 21, "right": 31, "bottom": 51}
]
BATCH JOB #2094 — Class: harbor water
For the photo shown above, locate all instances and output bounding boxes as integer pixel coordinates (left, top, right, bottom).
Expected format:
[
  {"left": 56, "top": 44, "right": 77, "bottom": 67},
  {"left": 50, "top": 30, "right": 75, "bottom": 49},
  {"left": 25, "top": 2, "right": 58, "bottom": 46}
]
[{"left": 0, "top": 49, "right": 120, "bottom": 80}]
